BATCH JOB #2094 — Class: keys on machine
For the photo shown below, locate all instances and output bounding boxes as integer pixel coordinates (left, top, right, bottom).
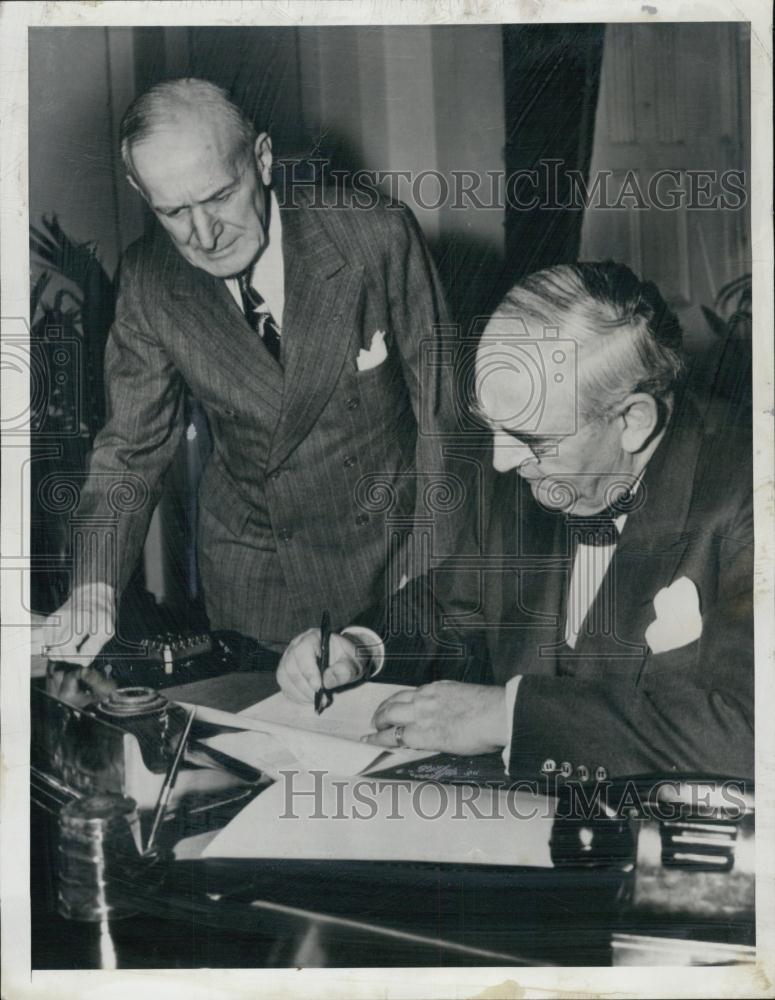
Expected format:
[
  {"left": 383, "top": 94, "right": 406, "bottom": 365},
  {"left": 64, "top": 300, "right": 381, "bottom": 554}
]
[
  {"left": 142, "top": 632, "right": 213, "bottom": 675},
  {"left": 93, "top": 628, "right": 278, "bottom": 691}
]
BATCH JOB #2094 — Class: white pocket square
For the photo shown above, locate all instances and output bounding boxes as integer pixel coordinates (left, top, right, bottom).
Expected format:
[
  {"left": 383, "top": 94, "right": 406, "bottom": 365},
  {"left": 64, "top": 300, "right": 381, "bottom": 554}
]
[
  {"left": 645, "top": 576, "right": 703, "bottom": 655},
  {"left": 356, "top": 330, "right": 388, "bottom": 372}
]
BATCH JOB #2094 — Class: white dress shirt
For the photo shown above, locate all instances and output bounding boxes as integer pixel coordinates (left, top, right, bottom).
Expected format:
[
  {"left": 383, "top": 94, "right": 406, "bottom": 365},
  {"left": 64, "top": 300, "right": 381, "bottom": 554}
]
[{"left": 225, "top": 190, "right": 285, "bottom": 325}]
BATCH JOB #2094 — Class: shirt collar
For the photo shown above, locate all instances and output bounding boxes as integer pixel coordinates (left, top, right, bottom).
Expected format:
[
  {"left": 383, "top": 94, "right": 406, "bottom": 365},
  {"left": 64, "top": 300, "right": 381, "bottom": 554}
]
[
  {"left": 226, "top": 190, "right": 284, "bottom": 324},
  {"left": 249, "top": 190, "right": 284, "bottom": 322}
]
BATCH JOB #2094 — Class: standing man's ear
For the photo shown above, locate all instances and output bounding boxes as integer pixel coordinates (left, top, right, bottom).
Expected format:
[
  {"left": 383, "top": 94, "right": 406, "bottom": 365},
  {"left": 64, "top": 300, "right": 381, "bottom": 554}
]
[
  {"left": 618, "top": 393, "right": 660, "bottom": 454},
  {"left": 253, "top": 132, "right": 273, "bottom": 186},
  {"left": 126, "top": 174, "right": 143, "bottom": 196}
]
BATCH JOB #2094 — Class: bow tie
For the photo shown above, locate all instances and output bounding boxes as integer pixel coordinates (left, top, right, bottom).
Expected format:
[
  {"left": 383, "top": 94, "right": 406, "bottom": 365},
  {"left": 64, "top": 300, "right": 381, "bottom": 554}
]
[{"left": 563, "top": 506, "right": 623, "bottom": 547}]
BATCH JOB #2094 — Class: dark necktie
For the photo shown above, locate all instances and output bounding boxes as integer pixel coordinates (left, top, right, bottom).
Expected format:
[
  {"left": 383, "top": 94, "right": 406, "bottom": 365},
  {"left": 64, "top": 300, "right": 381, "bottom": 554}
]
[{"left": 237, "top": 271, "right": 282, "bottom": 363}]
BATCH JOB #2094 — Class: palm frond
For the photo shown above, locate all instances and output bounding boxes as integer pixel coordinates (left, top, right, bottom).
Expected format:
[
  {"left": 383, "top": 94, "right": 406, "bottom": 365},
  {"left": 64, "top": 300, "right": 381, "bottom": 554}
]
[
  {"left": 30, "top": 214, "right": 101, "bottom": 291},
  {"left": 52, "top": 287, "right": 83, "bottom": 318},
  {"left": 30, "top": 271, "right": 51, "bottom": 321},
  {"left": 716, "top": 273, "right": 752, "bottom": 314},
  {"left": 700, "top": 305, "right": 729, "bottom": 340}
]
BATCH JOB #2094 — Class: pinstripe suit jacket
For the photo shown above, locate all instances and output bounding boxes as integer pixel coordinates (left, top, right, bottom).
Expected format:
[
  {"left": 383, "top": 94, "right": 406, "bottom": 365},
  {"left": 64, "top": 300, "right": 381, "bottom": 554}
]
[{"left": 74, "top": 191, "right": 466, "bottom": 645}]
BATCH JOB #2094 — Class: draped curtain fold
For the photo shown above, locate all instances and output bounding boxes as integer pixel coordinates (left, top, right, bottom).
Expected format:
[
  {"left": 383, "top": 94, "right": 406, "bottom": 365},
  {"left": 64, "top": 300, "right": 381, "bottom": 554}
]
[{"left": 501, "top": 24, "right": 606, "bottom": 285}]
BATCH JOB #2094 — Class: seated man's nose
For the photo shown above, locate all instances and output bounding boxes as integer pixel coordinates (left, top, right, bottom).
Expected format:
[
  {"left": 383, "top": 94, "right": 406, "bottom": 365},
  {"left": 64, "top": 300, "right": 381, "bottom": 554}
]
[
  {"left": 493, "top": 436, "right": 533, "bottom": 472},
  {"left": 494, "top": 446, "right": 523, "bottom": 472}
]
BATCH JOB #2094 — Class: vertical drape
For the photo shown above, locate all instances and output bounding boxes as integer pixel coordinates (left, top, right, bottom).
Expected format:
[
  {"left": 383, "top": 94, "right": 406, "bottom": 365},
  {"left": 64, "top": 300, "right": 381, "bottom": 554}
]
[{"left": 501, "top": 25, "right": 605, "bottom": 286}]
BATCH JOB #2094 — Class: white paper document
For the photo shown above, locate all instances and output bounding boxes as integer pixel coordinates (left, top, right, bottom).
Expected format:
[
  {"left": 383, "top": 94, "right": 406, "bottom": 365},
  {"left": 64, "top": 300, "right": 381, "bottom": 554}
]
[
  {"left": 240, "top": 683, "right": 412, "bottom": 740},
  {"left": 201, "top": 770, "right": 556, "bottom": 868},
  {"left": 181, "top": 682, "right": 432, "bottom": 777}
]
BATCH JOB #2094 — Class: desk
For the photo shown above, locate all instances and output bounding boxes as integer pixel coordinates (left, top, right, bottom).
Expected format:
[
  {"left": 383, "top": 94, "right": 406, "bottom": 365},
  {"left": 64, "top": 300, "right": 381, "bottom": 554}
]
[
  {"left": 31, "top": 671, "right": 756, "bottom": 970},
  {"left": 166, "top": 669, "right": 281, "bottom": 713}
]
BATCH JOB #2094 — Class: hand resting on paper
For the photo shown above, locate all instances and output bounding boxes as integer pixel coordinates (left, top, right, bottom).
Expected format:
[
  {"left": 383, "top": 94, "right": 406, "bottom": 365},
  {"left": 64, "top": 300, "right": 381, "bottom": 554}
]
[
  {"left": 277, "top": 628, "right": 371, "bottom": 703},
  {"left": 364, "top": 681, "right": 507, "bottom": 756}
]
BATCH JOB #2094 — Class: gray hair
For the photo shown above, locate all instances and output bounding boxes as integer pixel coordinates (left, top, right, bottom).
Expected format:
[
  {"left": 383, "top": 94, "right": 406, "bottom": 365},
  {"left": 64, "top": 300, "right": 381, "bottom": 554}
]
[
  {"left": 494, "top": 261, "right": 686, "bottom": 422},
  {"left": 120, "top": 78, "right": 257, "bottom": 182}
]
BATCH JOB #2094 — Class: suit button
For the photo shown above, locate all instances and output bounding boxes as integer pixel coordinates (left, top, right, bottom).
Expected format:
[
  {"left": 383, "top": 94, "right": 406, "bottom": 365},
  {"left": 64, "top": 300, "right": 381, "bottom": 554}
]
[
  {"left": 278, "top": 528, "right": 293, "bottom": 542},
  {"left": 541, "top": 759, "right": 556, "bottom": 774},
  {"left": 346, "top": 397, "right": 360, "bottom": 411},
  {"left": 343, "top": 456, "right": 357, "bottom": 468},
  {"left": 576, "top": 765, "right": 590, "bottom": 782},
  {"left": 269, "top": 469, "right": 282, "bottom": 480},
  {"left": 595, "top": 766, "right": 608, "bottom": 781},
  {"left": 559, "top": 761, "right": 572, "bottom": 778},
  {"left": 355, "top": 513, "right": 369, "bottom": 526}
]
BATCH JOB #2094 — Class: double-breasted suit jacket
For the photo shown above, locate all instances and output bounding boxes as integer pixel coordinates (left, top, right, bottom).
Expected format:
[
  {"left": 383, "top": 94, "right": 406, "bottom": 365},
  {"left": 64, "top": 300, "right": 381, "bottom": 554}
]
[
  {"left": 75, "top": 190, "right": 467, "bottom": 644},
  {"left": 373, "top": 403, "right": 753, "bottom": 780}
]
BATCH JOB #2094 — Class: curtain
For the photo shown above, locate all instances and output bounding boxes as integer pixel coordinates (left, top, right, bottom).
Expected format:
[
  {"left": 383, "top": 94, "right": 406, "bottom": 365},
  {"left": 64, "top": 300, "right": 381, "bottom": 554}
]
[{"left": 501, "top": 25, "right": 605, "bottom": 287}]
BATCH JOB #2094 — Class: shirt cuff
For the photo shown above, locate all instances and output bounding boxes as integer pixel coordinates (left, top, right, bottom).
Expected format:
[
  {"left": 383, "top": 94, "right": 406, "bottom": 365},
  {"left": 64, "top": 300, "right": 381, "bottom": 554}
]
[
  {"left": 501, "top": 674, "right": 523, "bottom": 774},
  {"left": 341, "top": 626, "right": 384, "bottom": 678}
]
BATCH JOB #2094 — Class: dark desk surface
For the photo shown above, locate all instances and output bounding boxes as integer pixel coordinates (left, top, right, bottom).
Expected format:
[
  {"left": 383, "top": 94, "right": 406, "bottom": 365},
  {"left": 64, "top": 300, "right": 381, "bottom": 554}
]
[{"left": 165, "top": 668, "right": 281, "bottom": 713}]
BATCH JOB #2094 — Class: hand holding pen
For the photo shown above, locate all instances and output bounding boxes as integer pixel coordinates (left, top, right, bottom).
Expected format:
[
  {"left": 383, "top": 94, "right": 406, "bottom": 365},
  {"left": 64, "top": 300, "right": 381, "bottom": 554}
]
[{"left": 276, "top": 617, "right": 374, "bottom": 706}]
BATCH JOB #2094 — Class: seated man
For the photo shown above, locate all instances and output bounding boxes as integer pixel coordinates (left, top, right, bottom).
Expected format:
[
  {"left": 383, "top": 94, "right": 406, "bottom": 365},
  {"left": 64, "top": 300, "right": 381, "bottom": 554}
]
[{"left": 277, "top": 262, "right": 754, "bottom": 781}]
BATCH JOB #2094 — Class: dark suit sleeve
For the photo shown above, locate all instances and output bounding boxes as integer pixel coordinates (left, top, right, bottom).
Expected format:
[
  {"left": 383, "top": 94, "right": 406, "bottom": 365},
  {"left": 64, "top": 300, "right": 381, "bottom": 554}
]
[
  {"left": 383, "top": 205, "right": 473, "bottom": 565},
  {"left": 73, "top": 250, "right": 185, "bottom": 596},
  {"left": 354, "top": 572, "right": 494, "bottom": 687},
  {"left": 509, "top": 497, "right": 754, "bottom": 781}
]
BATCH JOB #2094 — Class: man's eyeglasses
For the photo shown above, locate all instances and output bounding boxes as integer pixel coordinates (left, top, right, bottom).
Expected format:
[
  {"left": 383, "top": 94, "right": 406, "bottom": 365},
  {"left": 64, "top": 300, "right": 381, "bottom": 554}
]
[
  {"left": 505, "top": 431, "right": 571, "bottom": 459},
  {"left": 469, "top": 402, "right": 572, "bottom": 458}
]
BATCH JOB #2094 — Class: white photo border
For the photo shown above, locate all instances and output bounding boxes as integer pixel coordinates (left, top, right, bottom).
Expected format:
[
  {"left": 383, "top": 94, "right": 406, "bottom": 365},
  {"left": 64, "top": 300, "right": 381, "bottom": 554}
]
[{"left": 2, "top": 2, "right": 772, "bottom": 998}]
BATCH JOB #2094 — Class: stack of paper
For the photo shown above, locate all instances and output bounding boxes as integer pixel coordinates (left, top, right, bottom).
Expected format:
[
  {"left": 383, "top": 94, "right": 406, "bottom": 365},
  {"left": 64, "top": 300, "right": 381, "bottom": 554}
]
[
  {"left": 201, "top": 771, "right": 556, "bottom": 867},
  {"left": 181, "top": 683, "right": 433, "bottom": 778}
]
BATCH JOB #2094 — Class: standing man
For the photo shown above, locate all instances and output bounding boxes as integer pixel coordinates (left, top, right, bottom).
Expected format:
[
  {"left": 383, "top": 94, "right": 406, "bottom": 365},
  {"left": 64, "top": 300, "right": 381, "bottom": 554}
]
[
  {"left": 45, "top": 78, "right": 464, "bottom": 664},
  {"left": 278, "top": 262, "right": 754, "bottom": 781}
]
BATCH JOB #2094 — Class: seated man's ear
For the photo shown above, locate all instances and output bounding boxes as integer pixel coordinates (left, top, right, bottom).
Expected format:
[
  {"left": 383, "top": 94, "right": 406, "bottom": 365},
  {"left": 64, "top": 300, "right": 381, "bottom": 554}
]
[
  {"left": 618, "top": 393, "right": 660, "bottom": 453},
  {"left": 253, "top": 132, "right": 273, "bottom": 186}
]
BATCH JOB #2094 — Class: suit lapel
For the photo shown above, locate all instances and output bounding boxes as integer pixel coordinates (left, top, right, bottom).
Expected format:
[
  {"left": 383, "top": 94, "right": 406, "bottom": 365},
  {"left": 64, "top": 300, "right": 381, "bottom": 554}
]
[
  {"left": 485, "top": 473, "right": 515, "bottom": 679},
  {"left": 488, "top": 474, "right": 565, "bottom": 682},
  {"left": 165, "top": 233, "right": 285, "bottom": 417},
  {"left": 573, "top": 401, "right": 703, "bottom": 661},
  {"left": 158, "top": 203, "right": 364, "bottom": 466},
  {"left": 517, "top": 499, "right": 570, "bottom": 676},
  {"left": 487, "top": 404, "right": 704, "bottom": 677},
  {"left": 267, "top": 201, "right": 363, "bottom": 471}
]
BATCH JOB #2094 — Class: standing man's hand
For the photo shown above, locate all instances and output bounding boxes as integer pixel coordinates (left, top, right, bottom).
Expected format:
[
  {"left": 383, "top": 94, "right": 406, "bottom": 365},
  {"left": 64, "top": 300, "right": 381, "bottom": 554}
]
[
  {"left": 277, "top": 628, "right": 369, "bottom": 703},
  {"left": 43, "top": 582, "right": 117, "bottom": 705},
  {"left": 364, "top": 681, "right": 507, "bottom": 756},
  {"left": 43, "top": 582, "right": 116, "bottom": 665}
]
